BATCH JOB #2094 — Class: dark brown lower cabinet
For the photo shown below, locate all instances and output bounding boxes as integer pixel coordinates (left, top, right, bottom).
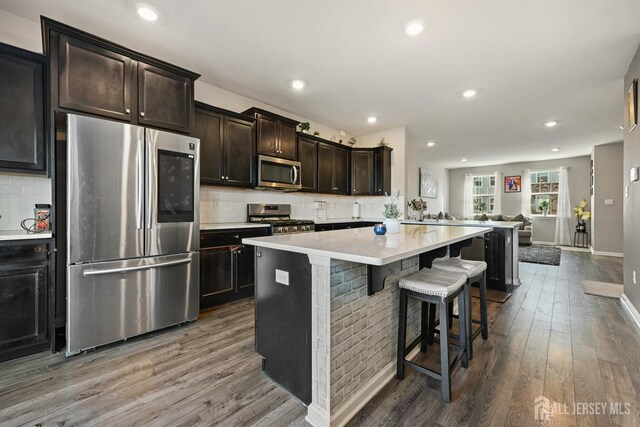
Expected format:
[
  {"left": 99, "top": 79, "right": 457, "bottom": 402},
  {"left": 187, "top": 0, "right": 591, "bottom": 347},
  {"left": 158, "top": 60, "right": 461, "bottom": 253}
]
[
  {"left": 0, "top": 240, "right": 50, "bottom": 362},
  {"left": 200, "top": 227, "right": 270, "bottom": 310}
]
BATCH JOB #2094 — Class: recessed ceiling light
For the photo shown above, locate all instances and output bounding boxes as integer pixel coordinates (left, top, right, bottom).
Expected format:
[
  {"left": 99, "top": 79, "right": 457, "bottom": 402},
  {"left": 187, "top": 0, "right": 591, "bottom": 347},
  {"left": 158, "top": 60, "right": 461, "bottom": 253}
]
[
  {"left": 291, "top": 79, "right": 305, "bottom": 90},
  {"left": 462, "top": 89, "right": 478, "bottom": 98},
  {"left": 426, "top": 141, "right": 436, "bottom": 147},
  {"left": 137, "top": 4, "right": 158, "bottom": 21},
  {"left": 461, "top": 158, "right": 468, "bottom": 162},
  {"left": 544, "top": 121, "right": 558, "bottom": 128},
  {"left": 367, "top": 116, "right": 377, "bottom": 124},
  {"left": 405, "top": 20, "right": 425, "bottom": 36},
  {"left": 551, "top": 147, "right": 560, "bottom": 152}
]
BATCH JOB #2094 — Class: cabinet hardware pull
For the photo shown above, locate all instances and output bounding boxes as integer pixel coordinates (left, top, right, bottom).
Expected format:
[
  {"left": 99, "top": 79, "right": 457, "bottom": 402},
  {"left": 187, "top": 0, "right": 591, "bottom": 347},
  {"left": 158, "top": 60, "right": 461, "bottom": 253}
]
[
  {"left": 233, "top": 235, "right": 240, "bottom": 239},
  {"left": 125, "top": 108, "right": 130, "bottom": 114},
  {"left": 256, "top": 252, "right": 262, "bottom": 257},
  {"left": 140, "top": 112, "right": 145, "bottom": 117},
  {"left": 35, "top": 246, "right": 45, "bottom": 253}
]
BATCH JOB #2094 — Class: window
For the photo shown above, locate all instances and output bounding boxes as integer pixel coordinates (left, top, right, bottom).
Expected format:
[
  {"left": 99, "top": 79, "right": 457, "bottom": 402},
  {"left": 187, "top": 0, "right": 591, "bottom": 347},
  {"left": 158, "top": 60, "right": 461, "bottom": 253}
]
[
  {"left": 472, "top": 175, "right": 496, "bottom": 214},
  {"left": 530, "top": 170, "right": 559, "bottom": 215}
]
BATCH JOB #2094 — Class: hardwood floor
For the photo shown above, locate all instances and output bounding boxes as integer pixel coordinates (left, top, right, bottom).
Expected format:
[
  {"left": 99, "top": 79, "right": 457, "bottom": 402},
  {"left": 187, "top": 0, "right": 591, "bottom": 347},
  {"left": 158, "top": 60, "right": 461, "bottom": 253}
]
[{"left": 0, "top": 252, "right": 638, "bottom": 426}]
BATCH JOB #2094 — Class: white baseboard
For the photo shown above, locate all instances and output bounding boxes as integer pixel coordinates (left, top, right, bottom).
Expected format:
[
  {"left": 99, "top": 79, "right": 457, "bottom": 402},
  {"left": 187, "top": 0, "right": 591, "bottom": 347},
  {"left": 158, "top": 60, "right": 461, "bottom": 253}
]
[
  {"left": 306, "top": 403, "right": 331, "bottom": 427},
  {"left": 532, "top": 240, "right": 555, "bottom": 245},
  {"left": 589, "top": 247, "right": 624, "bottom": 257},
  {"left": 325, "top": 346, "right": 421, "bottom": 427},
  {"left": 621, "top": 294, "right": 640, "bottom": 331}
]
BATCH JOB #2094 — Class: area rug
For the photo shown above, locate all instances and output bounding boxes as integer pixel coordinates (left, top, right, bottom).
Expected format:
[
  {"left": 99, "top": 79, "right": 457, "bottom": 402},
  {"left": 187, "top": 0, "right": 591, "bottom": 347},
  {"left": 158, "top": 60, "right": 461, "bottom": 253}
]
[
  {"left": 581, "top": 280, "right": 623, "bottom": 299},
  {"left": 519, "top": 244, "right": 561, "bottom": 266}
]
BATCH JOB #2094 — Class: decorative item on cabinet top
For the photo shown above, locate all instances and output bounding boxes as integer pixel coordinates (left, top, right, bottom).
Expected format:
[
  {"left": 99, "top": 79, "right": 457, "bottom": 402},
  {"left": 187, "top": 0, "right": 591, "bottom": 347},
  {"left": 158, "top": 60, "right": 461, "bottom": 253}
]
[{"left": 41, "top": 16, "right": 200, "bottom": 135}]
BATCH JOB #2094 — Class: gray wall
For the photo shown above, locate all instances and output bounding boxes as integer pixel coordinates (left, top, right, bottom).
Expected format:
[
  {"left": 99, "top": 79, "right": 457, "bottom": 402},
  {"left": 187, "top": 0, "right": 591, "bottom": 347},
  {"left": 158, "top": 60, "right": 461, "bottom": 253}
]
[
  {"left": 624, "top": 44, "right": 640, "bottom": 314},
  {"left": 592, "top": 142, "right": 624, "bottom": 254},
  {"left": 448, "top": 156, "right": 591, "bottom": 243}
]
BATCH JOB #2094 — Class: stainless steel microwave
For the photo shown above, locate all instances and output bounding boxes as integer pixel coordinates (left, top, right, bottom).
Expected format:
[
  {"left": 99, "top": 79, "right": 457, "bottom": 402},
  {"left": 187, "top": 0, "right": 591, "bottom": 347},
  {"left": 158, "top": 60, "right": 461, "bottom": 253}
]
[{"left": 256, "top": 155, "right": 302, "bottom": 191}]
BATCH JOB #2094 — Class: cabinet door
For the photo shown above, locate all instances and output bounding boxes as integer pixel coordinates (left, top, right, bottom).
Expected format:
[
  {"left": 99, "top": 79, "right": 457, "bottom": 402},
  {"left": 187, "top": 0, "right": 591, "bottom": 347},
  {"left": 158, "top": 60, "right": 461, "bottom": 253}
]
[
  {"left": 224, "top": 116, "right": 254, "bottom": 187},
  {"left": 0, "top": 265, "right": 47, "bottom": 362},
  {"left": 317, "top": 143, "right": 334, "bottom": 193},
  {"left": 138, "top": 62, "right": 192, "bottom": 134},
  {"left": 351, "top": 151, "right": 373, "bottom": 195},
  {"left": 0, "top": 49, "right": 46, "bottom": 173},
  {"left": 333, "top": 148, "right": 350, "bottom": 195},
  {"left": 297, "top": 137, "right": 318, "bottom": 192},
  {"left": 374, "top": 148, "right": 392, "bottom": 195},
  {"left": 193, "top": 109, "right": 223, "bottom": 185},
  {"left": 236, "top": 245, "right": 256, "bottom": 290},
  {"left": 256, "top": 114, "right": 278, "bottom": 157},
  {"left": 199, "top": 247, "right": 233, "bottom": 310},
  {"left": 58, "top": 34, "right": 133, "bottom": 121},
  {"left": 277, "top": 121, "right": 298, "bottom": 160}
]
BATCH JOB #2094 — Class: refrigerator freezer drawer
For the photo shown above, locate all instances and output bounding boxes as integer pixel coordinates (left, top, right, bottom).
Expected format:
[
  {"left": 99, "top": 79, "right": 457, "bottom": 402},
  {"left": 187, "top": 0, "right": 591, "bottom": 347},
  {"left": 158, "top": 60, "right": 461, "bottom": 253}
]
[{"left": 66, "top": 253, "right": 199, "bottom": 355}]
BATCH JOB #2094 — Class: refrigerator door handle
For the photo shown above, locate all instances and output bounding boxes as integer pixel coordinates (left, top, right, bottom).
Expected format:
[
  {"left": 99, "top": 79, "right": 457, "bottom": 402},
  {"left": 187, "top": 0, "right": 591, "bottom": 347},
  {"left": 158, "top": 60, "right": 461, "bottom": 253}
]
[
  {"left": 136, "top": 141, "right": 144, "bottom": 230},
  {"left": 83, "top": 258, "right": 192, "bottom": 277},
  {"left": 146, "top": 139, "right": 153, "bottom": 230}
]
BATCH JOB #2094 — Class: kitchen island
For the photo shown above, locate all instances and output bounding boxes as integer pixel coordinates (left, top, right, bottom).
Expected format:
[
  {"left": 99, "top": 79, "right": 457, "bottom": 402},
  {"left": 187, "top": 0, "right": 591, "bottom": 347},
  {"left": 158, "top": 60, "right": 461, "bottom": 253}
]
[
  {"left": 403, "top": 219, "right": 522, "bottom": 292},
  {"left": 243, "top": 224, "right": 492, "bottom": 427}
]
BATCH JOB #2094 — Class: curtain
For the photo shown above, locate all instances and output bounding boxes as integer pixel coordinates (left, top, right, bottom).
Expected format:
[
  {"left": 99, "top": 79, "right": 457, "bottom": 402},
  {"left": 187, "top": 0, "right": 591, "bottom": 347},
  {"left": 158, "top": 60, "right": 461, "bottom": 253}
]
[
  {"left": 521, "top": 169, "right": 532, "bottom": 217},
  {"left": 463, "top": 173, "right": 474, "bottom": 219},
  {"left": 494, "top": 171, "right": 502, "bottom": 214},
  {"left": 554, "top": 166, "right": 572, "bottom": 246}
]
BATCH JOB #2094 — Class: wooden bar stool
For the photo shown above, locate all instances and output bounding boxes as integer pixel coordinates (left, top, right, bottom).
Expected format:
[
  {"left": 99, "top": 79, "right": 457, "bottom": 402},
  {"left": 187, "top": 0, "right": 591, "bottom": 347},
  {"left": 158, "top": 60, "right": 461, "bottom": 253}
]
[
  {"left": 431, "top": 257, "right": 488, "bottom": 360},
  {"left": 397, "top": 268, "right": 469, "bottom": 402}
]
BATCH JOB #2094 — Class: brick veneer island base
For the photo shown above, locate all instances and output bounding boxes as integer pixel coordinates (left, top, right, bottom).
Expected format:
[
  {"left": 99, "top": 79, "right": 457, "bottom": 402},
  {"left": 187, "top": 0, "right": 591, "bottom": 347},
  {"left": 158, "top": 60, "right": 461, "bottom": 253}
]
[{"left": 243, "top": 224, "right": 492, "bottom": 427}]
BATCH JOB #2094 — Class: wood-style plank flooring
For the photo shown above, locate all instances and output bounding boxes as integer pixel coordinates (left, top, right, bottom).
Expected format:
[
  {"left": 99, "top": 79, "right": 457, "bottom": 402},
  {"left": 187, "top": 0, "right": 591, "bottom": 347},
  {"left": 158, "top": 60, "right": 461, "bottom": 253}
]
[{"left": 1, "top": 251, "right": 639, "bottom": 426}]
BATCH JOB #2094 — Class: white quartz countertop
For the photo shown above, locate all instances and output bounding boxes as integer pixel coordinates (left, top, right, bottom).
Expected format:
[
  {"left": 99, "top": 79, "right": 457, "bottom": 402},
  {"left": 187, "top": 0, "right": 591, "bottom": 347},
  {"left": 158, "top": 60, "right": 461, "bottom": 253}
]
[
  {"left": 312, "top": 218, "right": 384, "bottom": 225},
  {"left": 200, "top": 223, "right": 271, "bottom": 231},
  {"left": 402, "top": 219, "right": 522, "bottom": 229},
  {"left": 0, "top": 230, "right": 53, "bottom": 241},
  {"left": 243, "top": 224, "right": 492, "bottom": 266}
]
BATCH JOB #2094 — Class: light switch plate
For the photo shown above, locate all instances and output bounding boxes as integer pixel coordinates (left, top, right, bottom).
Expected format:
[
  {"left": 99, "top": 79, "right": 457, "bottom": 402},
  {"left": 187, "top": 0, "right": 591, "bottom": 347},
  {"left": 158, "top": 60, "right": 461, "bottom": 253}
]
[
  {"left": 604, "top": 199, "right": 614, "bottom": 206},
  {"left": 631, "top": 166, "right": 639, "bottom": 182},
  {"left": 275, "top": 269, "right": 289, "bottom": 286}
]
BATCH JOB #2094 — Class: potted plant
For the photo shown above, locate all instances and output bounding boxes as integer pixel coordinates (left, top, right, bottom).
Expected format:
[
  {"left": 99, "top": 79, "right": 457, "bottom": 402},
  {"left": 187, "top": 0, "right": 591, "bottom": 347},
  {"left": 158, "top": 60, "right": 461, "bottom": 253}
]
[
  {"left": 313, "top": 131, "right": 320, "bottom": 137},
  {"left": 299, "top": 122, "right": 310, "bottom": 133},
  {"left": 539, "top": 200, "right": 550, "bottom": 216},
  {"left": 348, "top": 137, "right": 357, "bottom": 147},
  {"left": 383, "top": 191, "right": 402, "bottom": 233},
  {"left": 408, "top": 198, "right": 427, "bottom": 221},
  {"left": 378, "top": 137, "right": 388, "bottom": 147},
  {"left": 573, "top": 199, "right": 591, "bottom": 232}
]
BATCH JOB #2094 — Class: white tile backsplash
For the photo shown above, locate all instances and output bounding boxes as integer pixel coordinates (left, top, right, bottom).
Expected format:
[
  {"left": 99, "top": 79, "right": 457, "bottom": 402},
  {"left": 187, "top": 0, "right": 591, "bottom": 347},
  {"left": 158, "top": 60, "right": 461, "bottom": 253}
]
[
  {"left": 199, "top": 186, "right": 404, "bottom": 223},
  {"left": 0, "top": 173, "right": 52, "bottom": 231}
]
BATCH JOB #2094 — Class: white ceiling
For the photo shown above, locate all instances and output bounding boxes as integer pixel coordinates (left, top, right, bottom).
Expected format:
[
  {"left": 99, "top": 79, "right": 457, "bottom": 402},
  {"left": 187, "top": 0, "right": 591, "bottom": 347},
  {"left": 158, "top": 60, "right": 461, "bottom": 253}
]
[{"left": 1, "top": 0, "right": 639, "bottom": 168}]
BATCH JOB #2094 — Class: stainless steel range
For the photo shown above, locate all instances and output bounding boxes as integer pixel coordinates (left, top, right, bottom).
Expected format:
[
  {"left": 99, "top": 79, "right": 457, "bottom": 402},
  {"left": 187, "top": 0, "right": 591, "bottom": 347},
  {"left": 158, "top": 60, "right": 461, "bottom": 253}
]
[{"left": 247, "top": 204, "right": 314, "bottom": 234}]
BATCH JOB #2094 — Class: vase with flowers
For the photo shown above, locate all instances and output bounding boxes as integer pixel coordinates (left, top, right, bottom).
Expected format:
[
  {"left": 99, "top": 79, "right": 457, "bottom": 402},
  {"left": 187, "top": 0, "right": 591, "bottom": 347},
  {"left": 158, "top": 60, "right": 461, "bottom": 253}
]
[
  {"left": 383, "top": 191, "right": 402, "bottom": 233},
  {"left": 573, "top": 199, "right": 591, "bottom": 232},
  {"left": 408, "top": 197, "right": 427, "bottom": 221}
]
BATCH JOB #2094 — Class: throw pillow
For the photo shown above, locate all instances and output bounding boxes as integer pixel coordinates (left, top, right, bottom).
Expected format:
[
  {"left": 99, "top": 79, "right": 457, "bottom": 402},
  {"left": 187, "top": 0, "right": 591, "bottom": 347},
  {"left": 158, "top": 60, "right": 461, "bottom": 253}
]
[
  {"left": 479, "top": 214, "right": 489, "bottom": 221},
  {"left": 496, "top": 215, "right": 505, "bottom": 221}
]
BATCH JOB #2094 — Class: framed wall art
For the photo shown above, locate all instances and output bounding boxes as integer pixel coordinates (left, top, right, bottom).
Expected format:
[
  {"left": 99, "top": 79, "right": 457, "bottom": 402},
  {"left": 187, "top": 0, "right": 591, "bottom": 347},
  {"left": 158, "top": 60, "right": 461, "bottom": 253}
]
[
  {"left": 419, "top": 168, "right": 438, "bottom": 198},
  {"left": 504, "top": 175, "right": 521, "bottom": 193}
]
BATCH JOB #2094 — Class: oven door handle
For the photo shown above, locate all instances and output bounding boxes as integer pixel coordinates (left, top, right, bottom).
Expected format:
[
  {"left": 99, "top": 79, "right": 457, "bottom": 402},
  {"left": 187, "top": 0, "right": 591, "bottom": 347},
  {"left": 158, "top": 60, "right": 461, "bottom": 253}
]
[
  {"left": 83, "top": 258, "right": 191, "bottom": 276},
  {"left": 291, "top": 165, "right": 298, "bottom": 185}
]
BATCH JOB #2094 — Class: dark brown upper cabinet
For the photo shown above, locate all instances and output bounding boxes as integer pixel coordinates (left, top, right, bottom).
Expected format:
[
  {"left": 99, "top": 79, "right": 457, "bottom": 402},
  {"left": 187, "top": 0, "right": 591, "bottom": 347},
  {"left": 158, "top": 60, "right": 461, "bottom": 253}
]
[
  {"left": 194, "top": 102, "right": 255, "bottom": 188},
  {"left": 297, "top": 135, "right": 318, "bottom": 192},
  {"left": 351, "top": 149, "right": 373, "bottom": 195},
  {"left": 138, "top": 63, "right": 192, "bottom": 133},
  {"left": 317, "top": 142, "right": 350, "bottom": 195},
  {"left": 373, "top": 146, "right": 392, "bottom": 195},
  {"left": 42, "top": 17, "right": 199, "bottom": 134},
  {"left": 242, "top": 108, "right": 299, "bottom": 160},
  {"left": 0, "top": 43, "right": 48, "bottom": 174}
]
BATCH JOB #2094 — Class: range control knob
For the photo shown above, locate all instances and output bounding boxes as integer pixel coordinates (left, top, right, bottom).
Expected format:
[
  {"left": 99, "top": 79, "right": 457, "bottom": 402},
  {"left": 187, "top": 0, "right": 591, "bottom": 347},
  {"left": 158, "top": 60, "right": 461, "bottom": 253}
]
[
  {"left": 282, "top": 227, "right": 289, "bottom": 233},
  {"left": 292, "top": 226, "right": 298, "bottom": 232}
]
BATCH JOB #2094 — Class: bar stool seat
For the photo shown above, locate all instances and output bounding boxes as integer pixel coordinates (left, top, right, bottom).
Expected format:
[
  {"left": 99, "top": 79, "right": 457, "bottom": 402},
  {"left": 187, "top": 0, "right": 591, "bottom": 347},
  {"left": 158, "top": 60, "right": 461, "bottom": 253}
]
[
  {"left": 431, "top": 257, "right": 488, "bottom": 360},
  {"left": 397, "top": 268, "right": 469, "bottom": 402}
]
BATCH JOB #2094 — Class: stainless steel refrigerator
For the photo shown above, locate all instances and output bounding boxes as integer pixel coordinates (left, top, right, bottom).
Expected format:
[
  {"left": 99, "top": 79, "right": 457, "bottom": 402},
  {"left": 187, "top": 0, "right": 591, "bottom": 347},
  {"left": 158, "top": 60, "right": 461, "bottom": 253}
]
[{"left": 66, "top": 114, "right": 200, "bottom": 356}]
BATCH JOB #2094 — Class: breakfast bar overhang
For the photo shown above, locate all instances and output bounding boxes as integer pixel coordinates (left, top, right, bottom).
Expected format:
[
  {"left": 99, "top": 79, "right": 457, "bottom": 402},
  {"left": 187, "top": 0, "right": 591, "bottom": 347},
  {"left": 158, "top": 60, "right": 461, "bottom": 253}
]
[{"left": 243, "top": 224, "right": 492, "bottom": 427}]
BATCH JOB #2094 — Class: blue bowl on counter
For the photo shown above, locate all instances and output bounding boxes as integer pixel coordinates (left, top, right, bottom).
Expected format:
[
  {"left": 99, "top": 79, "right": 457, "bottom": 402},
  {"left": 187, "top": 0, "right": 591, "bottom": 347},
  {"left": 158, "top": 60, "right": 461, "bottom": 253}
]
[{"left": 374, "top": 223, "right": 387, "bottom": 235}]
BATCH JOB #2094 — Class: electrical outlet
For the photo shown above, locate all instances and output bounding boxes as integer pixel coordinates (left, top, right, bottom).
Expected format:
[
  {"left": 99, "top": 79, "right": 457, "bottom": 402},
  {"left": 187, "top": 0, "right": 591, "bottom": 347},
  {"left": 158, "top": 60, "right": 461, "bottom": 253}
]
[
  {"left": 276, "top": 269, "right": 289, "bottom": 286},
  {"left": 633, "top": 270, "right": 637, "bottom": 285}
]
